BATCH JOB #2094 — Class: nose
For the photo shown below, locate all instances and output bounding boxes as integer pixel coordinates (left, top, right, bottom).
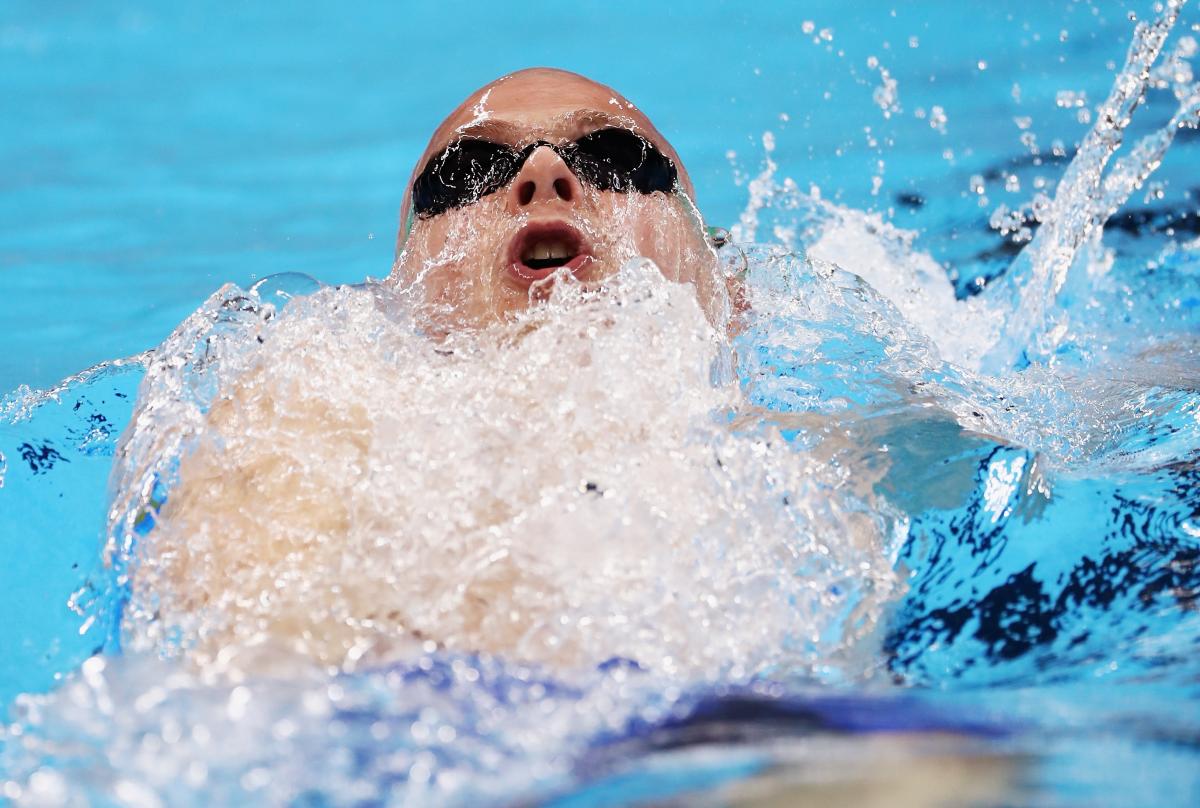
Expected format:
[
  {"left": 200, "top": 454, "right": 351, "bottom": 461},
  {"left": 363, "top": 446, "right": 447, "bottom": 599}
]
[{"left": 505, "top": 146, "right": 583, "bottom": 213}]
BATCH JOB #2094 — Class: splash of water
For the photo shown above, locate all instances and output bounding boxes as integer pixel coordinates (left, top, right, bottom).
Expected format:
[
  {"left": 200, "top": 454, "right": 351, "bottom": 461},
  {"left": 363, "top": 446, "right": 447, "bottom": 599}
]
[
  {"left": 0, "top": 353, "right": 152, "bottom": 426},
  {"left": 717, "top": 2, "right": 1200, "bottom": 472},
  {"left": 981, "top": 0, "right": 1199, "bottom": 371},
  {"left": 100, "top": 261, "right": 904, "bottom": 679},
  {"left": 734, "top": 1, "right": 1198, "bottom": 379},
  {"left": 0, "top": 249, "right": 952, "bottom": 807},
  {"left": 4, "top": 8, "right": 1199, "bottom": 805},
  {"left": 0, "top": 651, "right": 679, "bottom": 806}
]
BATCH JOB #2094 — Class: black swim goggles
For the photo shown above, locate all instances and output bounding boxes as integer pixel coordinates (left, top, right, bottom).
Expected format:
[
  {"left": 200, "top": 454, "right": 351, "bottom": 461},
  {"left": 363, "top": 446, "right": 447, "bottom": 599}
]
[{"left": 412, "top": 127, "right": 679, "bottom": 219}]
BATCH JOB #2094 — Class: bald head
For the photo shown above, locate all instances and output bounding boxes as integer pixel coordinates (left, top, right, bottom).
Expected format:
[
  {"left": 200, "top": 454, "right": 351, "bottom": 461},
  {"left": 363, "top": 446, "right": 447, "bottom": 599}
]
[
  {"left": 389, "top": 67, "right": 724, "bottom": 333},
  {"left": 399, "top": 68, "right": 696, "bottom": 231}
]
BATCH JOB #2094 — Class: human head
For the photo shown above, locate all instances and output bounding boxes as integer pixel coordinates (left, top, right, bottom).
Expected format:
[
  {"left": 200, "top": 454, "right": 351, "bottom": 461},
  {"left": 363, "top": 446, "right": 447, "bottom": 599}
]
[{"left": 388, "top": 68, "right": 725, "bottom": 331}]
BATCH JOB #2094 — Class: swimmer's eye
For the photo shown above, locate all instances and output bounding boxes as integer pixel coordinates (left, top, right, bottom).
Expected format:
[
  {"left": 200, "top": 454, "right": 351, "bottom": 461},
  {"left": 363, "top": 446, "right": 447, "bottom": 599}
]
[
  {"left": 561, "top": 128, "right": 678, "bottom": 196},
  {"left": 411, "top": 128, "right": 679, "bottom": 219},
  {"left": 412, "top": 139, "right": 524, "bottom": 219}
]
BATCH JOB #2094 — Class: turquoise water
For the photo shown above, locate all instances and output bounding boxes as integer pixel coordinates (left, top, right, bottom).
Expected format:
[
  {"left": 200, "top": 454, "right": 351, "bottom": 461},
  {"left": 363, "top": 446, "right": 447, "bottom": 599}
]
[
  {"left": 4, "top": 1, "right": 1183, "bottom": 389},
  {"left": 3, "top": 1, "right": 1200, "bottom": 805}
]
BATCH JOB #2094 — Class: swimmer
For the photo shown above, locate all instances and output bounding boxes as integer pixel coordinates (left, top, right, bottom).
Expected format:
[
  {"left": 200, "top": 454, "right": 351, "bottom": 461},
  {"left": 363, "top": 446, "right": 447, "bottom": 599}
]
[
  {"left": 387, "top": 67, "right": 733, "bottom": 332},
  {"left": 125, "top": 69, "right": 886, "bottom": 673}
]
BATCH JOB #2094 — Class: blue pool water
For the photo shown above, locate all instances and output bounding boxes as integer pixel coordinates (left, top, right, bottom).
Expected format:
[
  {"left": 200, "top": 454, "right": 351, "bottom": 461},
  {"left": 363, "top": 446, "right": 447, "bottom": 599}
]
[{"left": 3, "top": 1, "right": 1200, "bottom": 805}]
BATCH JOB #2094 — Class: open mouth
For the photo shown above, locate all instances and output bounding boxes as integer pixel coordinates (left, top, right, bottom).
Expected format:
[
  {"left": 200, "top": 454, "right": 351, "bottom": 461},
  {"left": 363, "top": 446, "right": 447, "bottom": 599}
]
[{"left": 508, "top": 222, "right": 593, "bottom": 285}]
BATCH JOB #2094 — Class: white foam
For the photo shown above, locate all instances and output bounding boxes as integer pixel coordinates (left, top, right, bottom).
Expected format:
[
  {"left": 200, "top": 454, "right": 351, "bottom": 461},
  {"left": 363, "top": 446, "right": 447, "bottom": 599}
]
[{"left": 107, "top": 261, "right": 904, "bottom": 679}]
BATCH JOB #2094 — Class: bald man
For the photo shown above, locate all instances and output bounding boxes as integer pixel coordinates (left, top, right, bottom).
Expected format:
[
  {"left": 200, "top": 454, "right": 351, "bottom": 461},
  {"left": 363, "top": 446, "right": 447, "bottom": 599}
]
[
  {"left": 387, "top": 67, "right": 729, "bottom": 331},
  {"left": 130, "top": 68, "right": 742, "bottom": 668}
]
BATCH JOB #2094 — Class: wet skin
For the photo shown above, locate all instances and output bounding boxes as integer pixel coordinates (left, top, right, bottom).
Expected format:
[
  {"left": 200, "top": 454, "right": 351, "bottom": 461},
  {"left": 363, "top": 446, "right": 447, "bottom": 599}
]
[
  {"left": 141, "top": 70, "right": 740, "bottom": 670},
  {"left": 387, "top": 68, "right": 728, "bottom": 332}
]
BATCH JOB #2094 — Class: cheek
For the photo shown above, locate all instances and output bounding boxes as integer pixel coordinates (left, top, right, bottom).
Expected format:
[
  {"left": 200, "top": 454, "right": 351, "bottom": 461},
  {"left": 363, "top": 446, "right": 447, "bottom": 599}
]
[
  {"left": 588, "top": 196, "right": 681, "bottom": 266},
  {"left": 393, "top": 202, "right": 528, "bottom": 325},
  {"left": 609, "top": 196, "right": 728, "bottom": 328},
  {"left": 626, "top": 198, "right": 709, "bottom": 283},
  {"left": 398, "top": 204, "right": 507, "bottom": 287},
  {"left": 397, "top": 220, "right": 451, "bottom": 286}
]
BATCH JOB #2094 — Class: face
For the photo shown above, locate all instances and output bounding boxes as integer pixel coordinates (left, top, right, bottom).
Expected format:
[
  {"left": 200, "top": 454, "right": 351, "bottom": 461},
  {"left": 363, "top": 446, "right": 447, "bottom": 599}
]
[{"left": 388, "top": 69, "right": 725, "bottom": 332}]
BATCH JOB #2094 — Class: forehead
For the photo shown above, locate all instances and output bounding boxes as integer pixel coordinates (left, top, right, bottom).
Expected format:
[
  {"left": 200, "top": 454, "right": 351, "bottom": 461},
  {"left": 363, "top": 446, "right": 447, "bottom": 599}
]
[
  {"left": 400, "top": 71, "right": 695, "bottom": 226},
  {"left": 458, "top": 75, "right": 635, "bottom": 128},
  {"left": 423, "top": 73, "right": 666, "bottom": 156}
]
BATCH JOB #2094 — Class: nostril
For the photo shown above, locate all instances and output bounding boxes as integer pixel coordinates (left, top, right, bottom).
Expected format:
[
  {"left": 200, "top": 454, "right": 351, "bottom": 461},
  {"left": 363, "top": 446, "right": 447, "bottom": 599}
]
[
  {"left": 553, "top": 178, "right": 574, "bottom": 202},
  {"left": 517, "top": 181, "right": 535, "bottom": 206}
]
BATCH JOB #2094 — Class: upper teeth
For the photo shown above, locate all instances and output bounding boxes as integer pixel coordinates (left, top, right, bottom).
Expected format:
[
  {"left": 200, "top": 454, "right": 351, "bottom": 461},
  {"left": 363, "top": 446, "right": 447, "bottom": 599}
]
[{"left": 524, "top": 239, "right": 572, "bottom": 262}]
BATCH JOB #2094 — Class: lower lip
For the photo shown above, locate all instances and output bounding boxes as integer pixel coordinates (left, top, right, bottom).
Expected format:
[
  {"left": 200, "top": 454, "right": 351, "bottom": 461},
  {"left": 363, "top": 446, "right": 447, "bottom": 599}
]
[{"left": 508, "top": 253, "right": 593, "bottom": 286}]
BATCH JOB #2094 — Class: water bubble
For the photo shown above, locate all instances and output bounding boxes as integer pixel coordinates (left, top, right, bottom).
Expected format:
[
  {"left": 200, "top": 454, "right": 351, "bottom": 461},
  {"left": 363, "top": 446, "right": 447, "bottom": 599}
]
[
  {"left": 227, "top": 686, "right": 252, "bottom": 721},
  {"left": 866, "top": 57, "right": 900, "bottom": 119},
  {"left": 1143, "top": 181, "right": 1167, "bottom": 203},
  {"left": 113, "top": 780, "right": 163, "bottom": 808},
  {"left": 928, "top": 105, "right": 948, "bottom": 134},
  {"left": 1055, "top": 90, "right": 1088, "bottom": 108},
  {"left": 27, "top": 770, "right": 67, "bottom": 805}
]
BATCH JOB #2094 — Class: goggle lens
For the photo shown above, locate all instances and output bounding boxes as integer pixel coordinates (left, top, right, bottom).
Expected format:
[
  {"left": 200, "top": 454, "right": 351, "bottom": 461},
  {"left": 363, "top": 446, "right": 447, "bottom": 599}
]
[{"left": 411, "top": 128, "right": 678, "bottom": 219}]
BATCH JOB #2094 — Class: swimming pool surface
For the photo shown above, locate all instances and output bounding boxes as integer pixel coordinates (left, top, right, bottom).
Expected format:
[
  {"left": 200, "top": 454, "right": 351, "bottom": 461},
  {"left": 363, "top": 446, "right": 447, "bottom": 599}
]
[{"left": 2, "top": 1, "right": 1199, "bottom": 805}]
